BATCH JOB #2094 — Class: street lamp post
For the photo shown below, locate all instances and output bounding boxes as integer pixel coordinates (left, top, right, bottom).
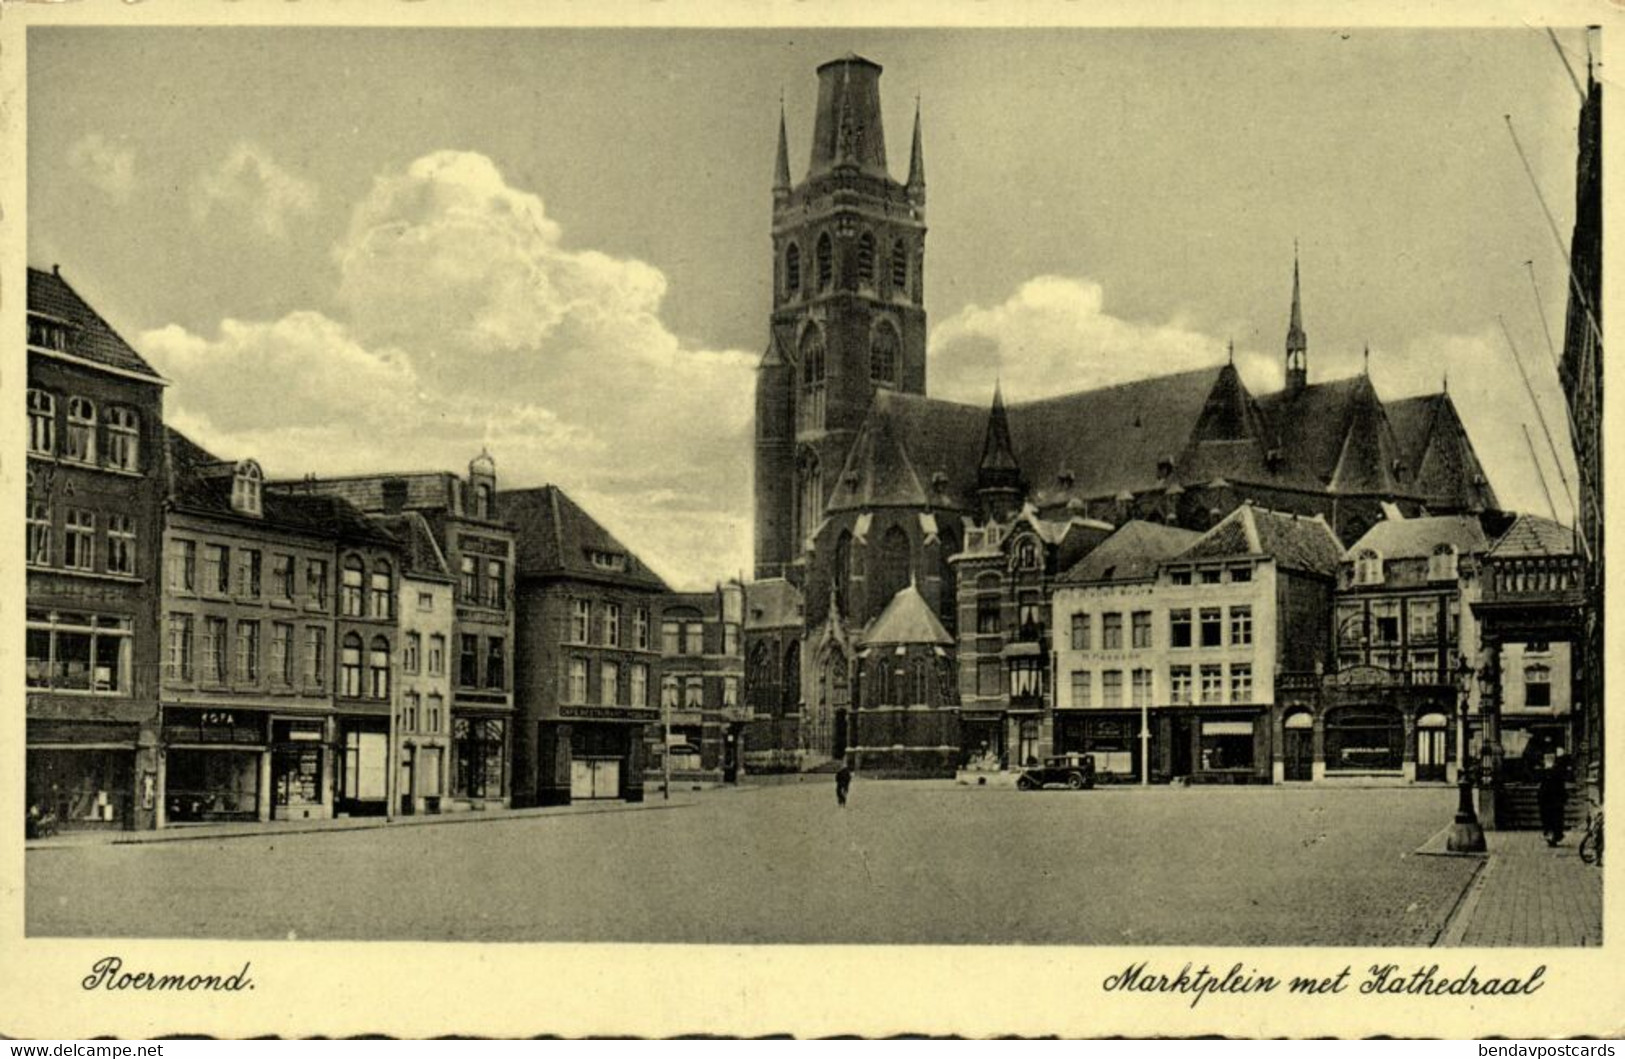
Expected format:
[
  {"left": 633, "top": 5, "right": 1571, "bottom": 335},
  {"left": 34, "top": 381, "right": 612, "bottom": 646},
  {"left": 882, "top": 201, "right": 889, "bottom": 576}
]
[
  {"left": 1447, "top": 653, "right": 1486, "bottom": 853},
  {"left": 662, "top": 687, "right": 672, "bottom": 802}
]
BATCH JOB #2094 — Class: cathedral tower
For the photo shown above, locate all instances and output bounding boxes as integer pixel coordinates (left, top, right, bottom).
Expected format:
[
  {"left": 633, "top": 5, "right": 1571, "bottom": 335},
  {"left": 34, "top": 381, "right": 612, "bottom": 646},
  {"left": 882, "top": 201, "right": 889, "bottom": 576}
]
[{"left": 753, "top": 54, "right": 929, "bottom": 580}]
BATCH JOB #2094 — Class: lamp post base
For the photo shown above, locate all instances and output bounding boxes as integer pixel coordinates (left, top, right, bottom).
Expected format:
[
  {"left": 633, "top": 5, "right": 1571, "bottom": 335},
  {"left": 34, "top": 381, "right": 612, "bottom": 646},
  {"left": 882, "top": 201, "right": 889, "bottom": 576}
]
[{"left": 1447, "top": 775, "right": 1486, "bottom": 853}]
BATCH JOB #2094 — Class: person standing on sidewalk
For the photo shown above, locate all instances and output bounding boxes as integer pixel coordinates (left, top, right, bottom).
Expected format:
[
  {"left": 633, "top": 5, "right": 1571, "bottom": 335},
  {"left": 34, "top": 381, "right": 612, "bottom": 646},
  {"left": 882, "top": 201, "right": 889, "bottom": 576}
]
[
  {"left": 835, "top": 759, "right": 853, "bottom": 808},
  {"left": 1538, "top": 745, "right": 1572, "bottom": 846}
]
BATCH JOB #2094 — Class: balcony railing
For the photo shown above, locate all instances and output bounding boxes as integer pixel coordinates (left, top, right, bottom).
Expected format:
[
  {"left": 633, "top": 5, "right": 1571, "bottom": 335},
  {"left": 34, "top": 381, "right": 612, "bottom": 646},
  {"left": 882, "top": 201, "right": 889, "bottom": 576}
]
[{"left": 1484, "top": 557, "right": 1585, "bottom": 603}]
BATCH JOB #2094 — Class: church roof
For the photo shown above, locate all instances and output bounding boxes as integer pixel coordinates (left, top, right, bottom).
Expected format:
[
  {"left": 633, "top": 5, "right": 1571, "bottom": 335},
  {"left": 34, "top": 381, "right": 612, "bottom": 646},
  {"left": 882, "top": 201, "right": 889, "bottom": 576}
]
[
  {"left": 1059, "top": 520, "right": 1202, "bottom": 584},
  {"left": 1178, "top": 504, "right": 1344, "bottom": 576},
  {"left": 28, "top": 266, "right": 164, "bottom": 381},
  {"left": 1488, "top": 513, "right": 1576, "bottom": 559},
  {"left": 745, "top": 578, "right": 804, "bottom": 630},
  {"left": 861, "top": 582, "right": 953, "bottom": 647},
  {"left": 1346, "top": 513, "right": 1489, "bottom": 560},
  {"left": 497, "top": 486, "right": 668, "bottom": 591}
]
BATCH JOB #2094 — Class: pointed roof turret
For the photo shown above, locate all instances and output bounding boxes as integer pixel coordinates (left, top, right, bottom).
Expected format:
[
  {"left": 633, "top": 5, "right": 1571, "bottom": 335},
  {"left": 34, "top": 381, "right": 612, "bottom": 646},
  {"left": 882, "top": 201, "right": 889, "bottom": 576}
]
[
  {"left": 979, "top": 380, "right": 1019, "bottom": 474},
  {"left": 906, "top": 96, "right": 925, "bottom": 201},
  {"left": 773, "top": 100, "right": 792, "bottom": 199},
  {"left": 1286, "top": 244, "right": 1308, "bottom": 394}
]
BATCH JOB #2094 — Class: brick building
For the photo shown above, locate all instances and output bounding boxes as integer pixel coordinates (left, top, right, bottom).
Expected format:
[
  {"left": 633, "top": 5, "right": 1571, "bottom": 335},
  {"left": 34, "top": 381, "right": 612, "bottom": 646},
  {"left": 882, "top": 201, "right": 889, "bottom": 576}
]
[
  {"left": 26, "top": 266, "right": 167, "bottom": 831},
  {"left": 499, "top": 486, "right": 667, "bottom": 805},
  {"left": 656, "top": 582, "right": 747, "bottom": 783}
]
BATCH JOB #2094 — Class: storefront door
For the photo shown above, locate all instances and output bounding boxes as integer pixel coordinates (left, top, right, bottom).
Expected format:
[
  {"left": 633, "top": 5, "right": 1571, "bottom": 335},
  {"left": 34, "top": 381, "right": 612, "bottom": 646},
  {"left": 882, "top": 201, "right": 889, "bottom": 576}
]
[
  {"left": 1415, "top": 713, "right": 1448, "bottom": 782},
  {"left": 1283, "top": 712, "right": 1314, "bottom": 782},
  {"left": 571, "top": 758, "right": 621, "bottom": 800}
]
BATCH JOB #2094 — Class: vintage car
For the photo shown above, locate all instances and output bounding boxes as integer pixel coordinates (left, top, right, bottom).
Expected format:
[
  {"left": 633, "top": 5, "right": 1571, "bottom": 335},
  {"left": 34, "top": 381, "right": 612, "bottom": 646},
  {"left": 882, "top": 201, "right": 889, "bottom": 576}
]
[{"left": 1015, "top": 753, "right": 1096, "bottom": 791}]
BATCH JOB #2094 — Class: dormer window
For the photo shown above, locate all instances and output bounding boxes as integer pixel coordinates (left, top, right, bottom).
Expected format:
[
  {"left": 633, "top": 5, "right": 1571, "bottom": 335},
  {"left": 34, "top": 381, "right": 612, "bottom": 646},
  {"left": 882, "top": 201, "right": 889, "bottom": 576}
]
[
  {"left": 588, "top": 549, "right": 628, "bottom": 572},
  {"left": 231, "top": 460, "right": 263, "bottom": 516},
  {"left": 1428, "top": 543, "right": 1458, "bottom": 582},
  {"left": 28, "top": 315, "right": 72, "bottom": 352},
  {"left": 1353, "top": 548, "right": 1384, "bottom": 586}
]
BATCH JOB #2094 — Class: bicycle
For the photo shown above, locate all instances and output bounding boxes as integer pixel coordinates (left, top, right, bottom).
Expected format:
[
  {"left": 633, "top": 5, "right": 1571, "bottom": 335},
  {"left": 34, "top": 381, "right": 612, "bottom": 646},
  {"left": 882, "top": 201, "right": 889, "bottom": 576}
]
[{"left": 1579, "top": 802, "right": 1603, "bottom": 866}]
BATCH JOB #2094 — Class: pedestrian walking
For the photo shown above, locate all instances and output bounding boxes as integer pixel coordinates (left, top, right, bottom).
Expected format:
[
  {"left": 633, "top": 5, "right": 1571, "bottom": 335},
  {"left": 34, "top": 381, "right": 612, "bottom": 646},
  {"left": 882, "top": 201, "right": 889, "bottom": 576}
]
[
  {"left": 835, "top": 760, "right": 852, "bottom": 808},
  {"left": 1538, "top": 745, "right": 1572, "bottom": 846}
]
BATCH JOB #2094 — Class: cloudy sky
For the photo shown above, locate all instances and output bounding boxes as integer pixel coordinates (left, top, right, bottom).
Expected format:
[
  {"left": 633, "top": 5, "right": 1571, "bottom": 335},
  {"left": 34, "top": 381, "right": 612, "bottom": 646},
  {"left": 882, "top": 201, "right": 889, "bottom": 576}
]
[{"left": 29, "top": 26, "right": 1592, "bottom": 588}]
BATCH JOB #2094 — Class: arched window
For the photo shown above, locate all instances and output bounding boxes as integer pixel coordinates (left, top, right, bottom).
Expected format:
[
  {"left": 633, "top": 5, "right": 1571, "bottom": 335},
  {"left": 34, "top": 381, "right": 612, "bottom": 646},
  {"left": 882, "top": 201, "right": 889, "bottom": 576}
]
[
  {"left": 231, "top": 460, "right": 262, "bottom": 516},
  {"left": 1015, "top": 536, "right": 1041, "bottom": 570},
  {"left": 783, "top": 640, "right": 801, "bottom": 715},
  {"left": 800, "top": 455, "right": 823, "bottom": 549},
  {"left": 473, "top": 483, "right": 492, "bottom": 520},
  {"left": 799, "top": 327, "right": 826, "bottom": 432},
  {"left": 27, "top": 389, "right": 55, "bottom": 455},
  {"left": 1428, "top": 543, "right": 1459, "bottom": 582},
  {"left": 370, "top": 561, "right": 393, "bottom": 619},
  {"left": 912, "top": 657, "right": 930, "bottom": 706},
  {"left": 785, "top": 242, "right": 801, "bottom": 297},
  {"left": 834, "top": 531, "right": 853, "bottom": 616},
  {"left": 65, "top": 396, "right": 96, "bottom": 463},
  {"left": 816, "top": 232, "right": 834, "bottom": 291},
  {"left": 341, "top": 633, "right": 364, "bottom": 697},
  {"left": 856, "top": 231, "right": 876, "bottom": 286},
  {"left": 870, "top": 321, "right": 899, "bottom": 387},
  {"left": 1353, "top": 548, "right": 1384, "bottom": 587},
  {"left": 104, "top": 407, "right": 140, "bottom": 472},
  {"left": 369, "top": 636, "right": 391, "bottom": 699},
  {"left": 890, "top": 238, "right": 909, "bottom": 294},
  {"left": 341, "top": 555, "right": 366, "bottom": 617},
  {"left": 874, "top": 524, "right": 912, "bottom": 610},
  {"left": 870, "top": 657, "right": 889, "bottom": 707}
]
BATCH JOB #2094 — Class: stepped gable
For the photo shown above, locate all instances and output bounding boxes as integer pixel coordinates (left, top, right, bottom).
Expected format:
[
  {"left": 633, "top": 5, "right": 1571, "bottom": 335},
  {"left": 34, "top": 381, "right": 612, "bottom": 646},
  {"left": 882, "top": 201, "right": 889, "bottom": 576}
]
[
  {"left": 496, "top": 485, "right": 668, "bottom": 590},
  {"left": 1488, "top": 513, "right": 1576, "bottom": 559},
  {"left": 1059, "top": 520, "right": 1203, "bottom": 584},
  {"left": 165, "top": 427, "right": 393, "bottom": 543},
  {"left": 861, "top": 582, "right": 953, "bottom": 647},
  {"left": 1179, "top": 504, "right": 1343, "bottom": 577},
  {"left": 1009, "top": 367, "right": 1222, "bottom": 506},
  {"left": 1348, "top": 513, "right": 1490, "bottom": 560},
  {"left": 28, "top": 266, "right": 163, "bottom": 380}
]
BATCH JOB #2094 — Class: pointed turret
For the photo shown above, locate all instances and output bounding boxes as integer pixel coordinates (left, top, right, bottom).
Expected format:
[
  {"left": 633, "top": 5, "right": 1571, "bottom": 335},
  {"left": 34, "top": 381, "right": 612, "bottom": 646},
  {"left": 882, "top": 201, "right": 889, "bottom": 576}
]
[
  {"left": 773, "top": 102, "right": 792, "bottom": 206},
  {"left": 906, "top": 97, "right": 926, "bottom": 206},
  {"left": 976, "top": 381, "right": 1023, "bottom": 520},
  {"left": 1286, "top": 247, "right": 1308, "bottom": 394}
]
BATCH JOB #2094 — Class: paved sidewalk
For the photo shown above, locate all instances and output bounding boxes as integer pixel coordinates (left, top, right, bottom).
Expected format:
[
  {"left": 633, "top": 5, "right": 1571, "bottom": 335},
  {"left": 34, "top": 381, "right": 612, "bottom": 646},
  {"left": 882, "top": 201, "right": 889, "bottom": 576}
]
[{"left": 1434, "top": 830, "right": 1603, "bottom": 947}]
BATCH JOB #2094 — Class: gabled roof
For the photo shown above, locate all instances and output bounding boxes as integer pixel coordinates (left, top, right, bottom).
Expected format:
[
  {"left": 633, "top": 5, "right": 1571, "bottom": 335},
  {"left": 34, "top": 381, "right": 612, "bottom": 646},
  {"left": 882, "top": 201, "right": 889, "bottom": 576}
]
[
  {"left": 1488, "top": 513, "right": 1576, "bottom": 559},
  {"left": 1059, "top": 520, "right": 1202, "bottom": 584},
  {"left": 828, "top": 390, "right": 987, "bottom": 512},
  {"left": 1346, "top": 514, "right": 1489, "bottom": 560},
  {"left": 28, "top": 267, "right": 164, "bottom": 381},
  {"left": 1177, "top": 504, "right": 1344, "bottom": 576},
  {"left": 745, "top": 578, "right": 803, "bottom": 630},
  {"left": 862, "top": 582, "right": 952, "bottom": 646},
  {"left": 1386, "top": 392, "right": 1499, "bottom": 512},
  {"left": 367, "top": 512, "right": 453, "bottom": 582},
  {"left": 165, "top": 427, "right": 395, "bottom": 544},
  {"left": 497, "top": 485, "right": 668, "bottom": 590}
]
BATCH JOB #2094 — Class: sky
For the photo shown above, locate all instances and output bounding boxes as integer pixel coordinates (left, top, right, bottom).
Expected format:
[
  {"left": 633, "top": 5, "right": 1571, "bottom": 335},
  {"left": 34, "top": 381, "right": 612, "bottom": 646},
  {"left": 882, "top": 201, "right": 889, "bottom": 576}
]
[{"left": 28, "top": 26, "right": 1594, "bottom": 589}]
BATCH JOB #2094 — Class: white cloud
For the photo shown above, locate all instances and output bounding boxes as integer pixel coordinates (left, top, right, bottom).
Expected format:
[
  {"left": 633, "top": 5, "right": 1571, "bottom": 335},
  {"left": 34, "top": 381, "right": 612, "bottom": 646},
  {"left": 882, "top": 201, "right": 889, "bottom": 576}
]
[
  {"left": 192, "top": 142, "right": 318, "bottom": 239},
  {"left": 67, "top": 133, "right": 136, "bottom": 201},
  {"left": 927, "top": 274, "right": 1279, "bottom": 404},
  {"left": 150, "top": 151, "right": 756, "bottom": 589}
]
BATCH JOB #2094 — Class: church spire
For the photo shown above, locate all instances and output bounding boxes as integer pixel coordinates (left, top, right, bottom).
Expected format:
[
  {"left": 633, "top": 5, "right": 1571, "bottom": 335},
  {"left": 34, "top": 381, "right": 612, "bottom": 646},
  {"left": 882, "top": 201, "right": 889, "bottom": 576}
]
[
  {"left": 976, "top": 380, "right": 1023, "bottom": 520},
  {"left": 773, "top": 99, "right": 792, "bottom": 204},
  {"left": 907, "top": 96, "right": 926, "bottom": 205},
  {"left": 1285, "top": 243, "right": 1308, "bottom": 395}
]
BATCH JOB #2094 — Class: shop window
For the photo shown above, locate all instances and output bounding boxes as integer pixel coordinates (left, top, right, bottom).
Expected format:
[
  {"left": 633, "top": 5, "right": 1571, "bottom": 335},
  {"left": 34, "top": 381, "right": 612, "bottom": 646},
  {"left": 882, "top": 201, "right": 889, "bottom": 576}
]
[
  {"left": 27, "top": 501, "right": 52, "bottom": 567},
  {"left": 1199, "top": 607, "right": 1222, "bottom": 648},
  {"left": 340, "top": 634, "right": 363, "bottom": 697},
  {"left": 1324, "top": 707, "right": 1404, "bottom": 771},
  {"left": 104, "top": 407, "right": 140, "bottom": 472},
  {"left": 1131, "top": 611, "right": 1152, "bottom": 649},
  {"left": 170, "top": 749, "right": 259, "bottom": 823},
  {"left": 1230, "top": 662, "right": 1253, "bottom": 703},
  {"left": 600, "top": 661, "right": 619, "bottom": 705},
  {"left": 341, "top": 556, "right": 365, "bottom": 616},
  {"left": 27, "top": 389, "right": 55, "bottom": 455},
  {"left": 1102, "top": 613, "right": 1123, "bottom": 650},
  {"left": 1200, "top": 721, "right": 1256, "bottom": 772},
  {"left": 63, "top": 508, "right": 94, "bottom": 571},
  {"left": 369, "top": 561, "right": 393, "bottom": 620},
  {"left": 271, "top": 623, "right": 293, "bottom": 685},
  {"left": 1131, "top": 668, "right": 1153, "bottom": 708},
  {"left": 1170, "top": 609, "right": 1192, "bottom": 649},
  {"left": 167, "top": 614, "right": 194, "bottom": 682},
  {"left": 1229, "top": 605, "right": 1253, "bottom": 647},
  {"left": 1070, "top": 613, "right": 1091, "bottom": 651},
  {"left": 25, "top": 611, "right": 132, "bottom": 694},
  {"left": 1169, "top": 665, "right": 1192, "bottom": 704},
  {"left": 1070, "top": 670, "right": 1091, "bottom": 708},
  {"left": 630, "top": 663, "right": 649, "bottom": 707},
  {"left": 203, "top": 617, "right": 228, "bottom": 684},
  {"left": 64, "top": 397, "right": 96, "bottom": 464},
  {"left": 1199, "top": 664, "right": 1223, "bottom": 704},
  {"left": 453, "top": 718, "right": 505, "bottom": 799},
  {"left": 1101, "top": 670, "right": 1123, "bottom": 708},
  {"left": 305, "top": 627, "right": 326, "bottom": 687},
  {"left": 343, "top": 729, "right": 389, "bottom": 803}
]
